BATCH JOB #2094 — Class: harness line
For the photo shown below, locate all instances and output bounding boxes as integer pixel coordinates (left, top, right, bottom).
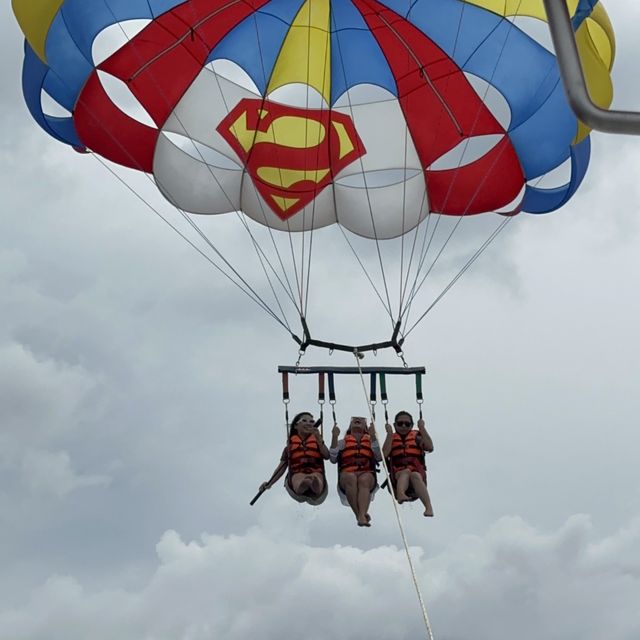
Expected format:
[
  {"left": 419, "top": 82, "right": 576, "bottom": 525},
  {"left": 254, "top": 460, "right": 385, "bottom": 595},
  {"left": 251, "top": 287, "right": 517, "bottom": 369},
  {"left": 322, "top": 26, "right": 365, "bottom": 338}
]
[{"left": 353, "top": 354, "right": 435, "bottom": 640}]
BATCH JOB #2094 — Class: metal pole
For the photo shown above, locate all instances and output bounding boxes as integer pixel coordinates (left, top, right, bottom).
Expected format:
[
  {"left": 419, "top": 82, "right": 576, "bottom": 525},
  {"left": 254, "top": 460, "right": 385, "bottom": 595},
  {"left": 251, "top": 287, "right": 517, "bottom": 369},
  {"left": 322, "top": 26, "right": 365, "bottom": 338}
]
[{"left": 543, "top": 0, "right": 640, "bottom": 135}]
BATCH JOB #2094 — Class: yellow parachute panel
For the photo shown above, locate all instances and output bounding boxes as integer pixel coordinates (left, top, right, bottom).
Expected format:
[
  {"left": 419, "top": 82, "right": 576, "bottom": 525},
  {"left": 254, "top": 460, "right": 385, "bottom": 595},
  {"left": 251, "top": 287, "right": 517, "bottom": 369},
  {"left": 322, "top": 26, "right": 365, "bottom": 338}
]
[{"left": 12, "top": 0, "right": 64, "bottom": 62}]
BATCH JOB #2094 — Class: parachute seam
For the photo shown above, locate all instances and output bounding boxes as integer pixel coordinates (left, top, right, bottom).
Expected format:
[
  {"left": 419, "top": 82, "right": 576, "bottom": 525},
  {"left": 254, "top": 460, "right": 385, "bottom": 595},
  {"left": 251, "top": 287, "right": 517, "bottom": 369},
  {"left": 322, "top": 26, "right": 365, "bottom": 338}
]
[{"left": 129, "top": 1, "right": 245, "bottom": 81}]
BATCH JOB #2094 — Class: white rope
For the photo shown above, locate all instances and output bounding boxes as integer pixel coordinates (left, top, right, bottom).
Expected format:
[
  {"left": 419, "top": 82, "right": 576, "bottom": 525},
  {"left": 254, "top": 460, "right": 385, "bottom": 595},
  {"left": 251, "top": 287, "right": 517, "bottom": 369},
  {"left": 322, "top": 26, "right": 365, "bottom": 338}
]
[{"left": 353, "top": 354, "right": 435, "bottom": 640}]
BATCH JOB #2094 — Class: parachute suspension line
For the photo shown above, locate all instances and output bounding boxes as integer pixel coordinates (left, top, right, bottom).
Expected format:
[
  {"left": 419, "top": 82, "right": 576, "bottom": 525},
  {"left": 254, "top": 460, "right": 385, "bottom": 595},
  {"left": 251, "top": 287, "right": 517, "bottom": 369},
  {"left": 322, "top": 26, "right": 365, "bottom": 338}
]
[
  {"left": 396, "top": 0, "right": 463, "bottom": 314},
  {"left": 246, "top": 6, "right": 315, "bottom": 326},
  {"left": 300, "top": 5, "right": 313, "bottom": 321},
  {"left": 400, "top": 114, "right": 519, "bottom": 332},
  {"left": 403, "top": 187, "right": 513, "bottom": 325},
  {"left": 326, "top": 12, "right": 396, "bottom": 326},
  {"left": 157, "top": 4, "right": 302, "bottom": 326},
  {"left": 246, "top": 12, "right": 308, "bottom": 316},
  {"left": 399, "top": 109, "right": 411, "bottom": 314},
  {"left": 101, "top": 6, "right": 301, "bottom": 331},
  {"left": 364, "top": 1, "right": 479, "bottom": 328},
  {"left": 353, "top": 354, "right": 435, "bottom": 640},
  {"left": 335, "top": 223, "right": 395, "bottom": 322},
  {"left": 41, "top": 23, "right": 295, "bottom": 337},
  {"left": 91, "top": 153, "right": 291, "bottom": 331},
  {"left": 404, "top": 214, "right": 512, "bottom": 337},
  {"left": 300, "top": 7, "right": 332, "bottom": 323},
  {"left": 399, "top": 192, "right": 432, "bottom": 313},
  {"left": 398, "top": 186, "right": 429, "bottom": 316},
  {"left": 398, "top": 2, "right": 526, "bottom": 332},
  {"left": 397, "top": 1, "right": 520, "bottom": 315},
  {"left": 332, "top": 23, "right": 395, "bottom": 324},
  {"left": 245, "top": 9, "right": 307, "bottom": 315},
  {"left": 143, "top": 5, "right": 303, "bottom": 329},
  {"left": 175, "top": 208, "right": 294, "bottom": 333},
  {"left": 285, "top": 219, "right": 305, "bottom": 316},
  {"left": 397, "top": 0, "right": 471, "bottom": 318}
]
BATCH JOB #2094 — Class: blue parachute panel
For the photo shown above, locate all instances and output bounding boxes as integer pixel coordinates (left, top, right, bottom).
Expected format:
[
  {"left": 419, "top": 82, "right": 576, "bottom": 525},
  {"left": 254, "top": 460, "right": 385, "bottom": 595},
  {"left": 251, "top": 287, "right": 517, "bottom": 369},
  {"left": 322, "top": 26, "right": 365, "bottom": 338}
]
[
  {"left": 208, "top": 0, "right": 305, "bottom": 93},
  {"left": 574, "top": 0, "right": 600, "bottom": 29},
  {"left": 509, "top": 81, "right": 577, "bottom": 180},
  {"left": 522, "top": 136, "right": 591, "bottom": 213},
  {"left": 331, "top": 0, "right": 398, "bottom": 103},
  {"left": 22, "top": 43, "right": 83, "bottom": 148}
]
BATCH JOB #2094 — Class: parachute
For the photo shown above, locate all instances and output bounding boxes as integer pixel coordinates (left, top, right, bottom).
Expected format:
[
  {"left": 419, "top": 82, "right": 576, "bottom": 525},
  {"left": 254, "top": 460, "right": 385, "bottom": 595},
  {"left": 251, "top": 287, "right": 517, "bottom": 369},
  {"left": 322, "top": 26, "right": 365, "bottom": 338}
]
[{"left": 13, "top": 0, "right": 616, "bottom": 352}]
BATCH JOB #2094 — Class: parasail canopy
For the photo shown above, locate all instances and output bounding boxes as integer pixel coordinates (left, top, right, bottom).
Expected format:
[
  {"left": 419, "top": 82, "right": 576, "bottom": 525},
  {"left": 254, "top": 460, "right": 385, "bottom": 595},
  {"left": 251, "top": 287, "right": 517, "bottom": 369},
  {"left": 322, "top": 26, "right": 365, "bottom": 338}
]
[{"left": 12, "top": 0, "right": 617, "bottom": 352}]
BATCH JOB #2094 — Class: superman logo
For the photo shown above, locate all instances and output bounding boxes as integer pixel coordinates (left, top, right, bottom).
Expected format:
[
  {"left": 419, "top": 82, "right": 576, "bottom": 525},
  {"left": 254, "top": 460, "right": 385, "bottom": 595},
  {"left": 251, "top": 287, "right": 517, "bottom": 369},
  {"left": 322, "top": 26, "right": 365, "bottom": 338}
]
[{"left": 217, "top": 98, "right": 365, "bottom": 219}]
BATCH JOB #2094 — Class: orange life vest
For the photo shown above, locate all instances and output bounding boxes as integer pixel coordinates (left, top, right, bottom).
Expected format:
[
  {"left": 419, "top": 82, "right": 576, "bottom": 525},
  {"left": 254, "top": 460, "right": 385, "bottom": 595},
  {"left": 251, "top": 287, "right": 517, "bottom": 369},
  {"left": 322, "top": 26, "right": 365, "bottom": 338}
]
[
  {"left": 288, "top": 434, "right": 325, "bottom": 475},
  {"left": 389, "top": 431, "right": 425, "bottom": 473},
  {"left": 339, "top": 434, "right": 376, "bottom": 474}
]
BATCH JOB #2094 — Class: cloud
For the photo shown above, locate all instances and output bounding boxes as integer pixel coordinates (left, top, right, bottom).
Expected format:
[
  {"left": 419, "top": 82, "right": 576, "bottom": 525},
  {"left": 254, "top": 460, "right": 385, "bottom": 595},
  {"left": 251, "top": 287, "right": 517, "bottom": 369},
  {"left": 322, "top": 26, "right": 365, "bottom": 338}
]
[
  {"left": 1, "top": 515, "right": 639, "bottom": 640},
  {"left": 21, "top": 449, "right": 111, "bottom": 498},
  {"left": 3, "top": 0, "right": 640, "bottom": 633},
  {"left": 0, "top": 343, "right": 96, "bottom": 455}
]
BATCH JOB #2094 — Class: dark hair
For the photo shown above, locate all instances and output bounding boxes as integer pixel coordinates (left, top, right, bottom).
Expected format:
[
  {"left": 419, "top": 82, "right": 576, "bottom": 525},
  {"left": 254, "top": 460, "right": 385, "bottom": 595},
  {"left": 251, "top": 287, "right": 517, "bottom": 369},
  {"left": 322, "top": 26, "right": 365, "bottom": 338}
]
[
  {"left": 394, "top": 410, "right": 413, "bottom": 424},
  {"left": 289, "top": 412, "right": 313, "bottom": 438}
]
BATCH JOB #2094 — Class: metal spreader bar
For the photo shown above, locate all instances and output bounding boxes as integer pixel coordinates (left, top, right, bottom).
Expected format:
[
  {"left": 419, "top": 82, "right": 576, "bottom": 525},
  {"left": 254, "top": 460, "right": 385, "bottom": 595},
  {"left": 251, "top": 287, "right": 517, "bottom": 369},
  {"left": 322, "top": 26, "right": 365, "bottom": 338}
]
[{"left": 278, "top": 366, "right": 425, "bottom": 375}]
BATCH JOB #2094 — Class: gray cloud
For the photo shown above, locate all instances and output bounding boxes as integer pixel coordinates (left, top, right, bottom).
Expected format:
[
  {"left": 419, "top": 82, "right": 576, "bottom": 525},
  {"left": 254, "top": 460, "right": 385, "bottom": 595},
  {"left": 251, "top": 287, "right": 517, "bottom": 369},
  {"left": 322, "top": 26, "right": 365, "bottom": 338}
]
[
  {"left": 1, "top": 515, "right": 640, "bottom": 640},
  {"left": 2, "top": 0, "right": 640, "bottom": 634}
]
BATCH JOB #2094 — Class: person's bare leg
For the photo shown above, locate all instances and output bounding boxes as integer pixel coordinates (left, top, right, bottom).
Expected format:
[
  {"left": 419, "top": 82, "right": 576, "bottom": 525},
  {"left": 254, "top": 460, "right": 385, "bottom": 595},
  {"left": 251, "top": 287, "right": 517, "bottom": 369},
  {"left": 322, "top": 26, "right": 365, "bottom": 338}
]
[
  {"left": 310, "top": 472, "right": 324, "bottom": 495},
  {"left": 409, "top": 471, "right": 434, "bottom": 517},
  {"left": 357, "top": 473, "right": 375, "bottom": 526},
  {"left": 395, "top": 470, "right": 411, "bottom": 503},
  {"left": 291, "top": 473, "right": 312, "bottom": 495},
  {"left": 340, "top": 473, "right": 360, "bottom": 521}
]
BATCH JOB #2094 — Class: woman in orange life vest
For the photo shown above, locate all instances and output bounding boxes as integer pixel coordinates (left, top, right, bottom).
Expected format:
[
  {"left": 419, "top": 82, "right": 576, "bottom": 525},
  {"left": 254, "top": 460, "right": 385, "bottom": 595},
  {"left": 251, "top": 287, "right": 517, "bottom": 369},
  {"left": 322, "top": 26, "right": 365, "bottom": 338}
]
[
  {"left": 260, "top": 412, "right": 330, "bottom": 505},
  {"left": 330, "top": 416, "right": 381, "bottom": 527},
  {"left": 382, "top": 410, "right": 434, "bottom": 517}
]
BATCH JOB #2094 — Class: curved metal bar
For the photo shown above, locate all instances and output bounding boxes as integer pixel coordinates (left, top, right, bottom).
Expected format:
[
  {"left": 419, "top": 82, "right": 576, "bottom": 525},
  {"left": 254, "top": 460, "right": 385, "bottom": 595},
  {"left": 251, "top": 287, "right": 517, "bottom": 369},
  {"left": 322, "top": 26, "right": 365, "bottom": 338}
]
[
  {"left": 544, "top": 0, "right": 640, "bottom": 134},
  {"left": 295, "top": 317, "right": 404, "bottom": 355}
]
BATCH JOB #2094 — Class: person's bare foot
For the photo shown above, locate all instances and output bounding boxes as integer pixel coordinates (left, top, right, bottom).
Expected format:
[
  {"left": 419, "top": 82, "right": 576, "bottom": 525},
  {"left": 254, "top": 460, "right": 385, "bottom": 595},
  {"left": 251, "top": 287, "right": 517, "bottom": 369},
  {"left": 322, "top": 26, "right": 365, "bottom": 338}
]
[
  {"left": 397, "top": 493, "right": 409, "bottom": 503},
  {"left": 423, "top": 506, "right": 434, "bottom": 517}
]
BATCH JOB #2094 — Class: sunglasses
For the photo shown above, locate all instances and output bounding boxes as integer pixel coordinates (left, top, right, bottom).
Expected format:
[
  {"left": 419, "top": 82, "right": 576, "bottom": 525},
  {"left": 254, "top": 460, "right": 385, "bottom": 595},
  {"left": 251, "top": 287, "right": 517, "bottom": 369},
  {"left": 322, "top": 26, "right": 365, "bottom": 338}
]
[{"left": 395, "top": 421, "right": 412, "bottom": 427}]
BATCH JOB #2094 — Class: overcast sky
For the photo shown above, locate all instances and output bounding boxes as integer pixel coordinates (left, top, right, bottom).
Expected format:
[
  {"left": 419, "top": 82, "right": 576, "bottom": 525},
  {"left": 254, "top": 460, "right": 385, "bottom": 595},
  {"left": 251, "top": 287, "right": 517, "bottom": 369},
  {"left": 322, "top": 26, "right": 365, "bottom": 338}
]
[{"left": 2, "top": 2, "right": 640, "bottom": 639}]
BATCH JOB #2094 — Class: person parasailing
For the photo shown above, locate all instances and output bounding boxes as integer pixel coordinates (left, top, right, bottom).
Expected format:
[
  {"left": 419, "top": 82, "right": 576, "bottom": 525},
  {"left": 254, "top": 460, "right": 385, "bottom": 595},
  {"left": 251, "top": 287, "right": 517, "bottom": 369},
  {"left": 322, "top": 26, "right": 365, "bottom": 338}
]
[
  {"left": 383, "top": 410, "right": 434, "bottom": 517},
  {"left": 259, "top": 412, "right": 330, "bottom": 505},
  {"left": 330, "top": 416, "right": 381, "bottom": 527}
]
